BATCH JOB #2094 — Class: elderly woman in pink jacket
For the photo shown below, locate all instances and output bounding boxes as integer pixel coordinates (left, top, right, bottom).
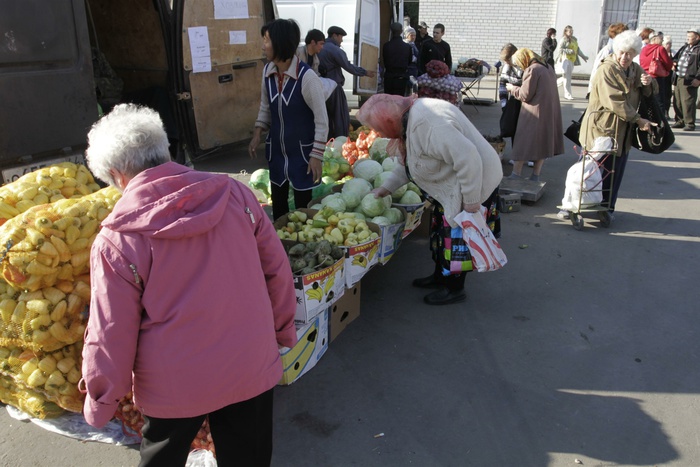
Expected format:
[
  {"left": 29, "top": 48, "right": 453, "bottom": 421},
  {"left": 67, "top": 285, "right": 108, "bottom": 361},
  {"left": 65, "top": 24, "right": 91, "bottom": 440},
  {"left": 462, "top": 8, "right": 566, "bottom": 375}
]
[{"left": 81, "top": 104, "right": 297, "bottom": 466}]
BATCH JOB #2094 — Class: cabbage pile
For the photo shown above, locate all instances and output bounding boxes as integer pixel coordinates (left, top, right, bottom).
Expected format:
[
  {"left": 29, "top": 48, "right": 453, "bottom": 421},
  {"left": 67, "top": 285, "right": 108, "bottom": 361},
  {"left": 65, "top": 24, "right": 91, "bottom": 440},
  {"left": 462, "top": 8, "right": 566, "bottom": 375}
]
[{"left": 311, "top": 156, "right": 424, "bottom": 226}]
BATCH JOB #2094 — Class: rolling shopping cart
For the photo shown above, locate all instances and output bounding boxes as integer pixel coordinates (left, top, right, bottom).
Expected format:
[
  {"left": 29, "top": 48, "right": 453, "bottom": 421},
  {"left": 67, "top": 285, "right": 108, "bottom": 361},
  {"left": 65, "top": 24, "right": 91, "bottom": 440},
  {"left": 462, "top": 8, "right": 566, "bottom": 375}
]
[{"left": 558, "top": 110, "right": 619, "bottom": 230}]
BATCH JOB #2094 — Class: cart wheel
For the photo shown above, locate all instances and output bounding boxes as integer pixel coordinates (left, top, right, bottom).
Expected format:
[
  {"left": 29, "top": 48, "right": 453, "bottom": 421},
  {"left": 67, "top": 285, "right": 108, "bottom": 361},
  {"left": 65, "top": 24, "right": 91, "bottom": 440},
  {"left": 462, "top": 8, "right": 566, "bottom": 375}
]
[
  {"left": 598, "top": 211, "right": 612, "bottom": 228},
  {"left": 571, "top": 213, "right": 584, "bottom": 230}
]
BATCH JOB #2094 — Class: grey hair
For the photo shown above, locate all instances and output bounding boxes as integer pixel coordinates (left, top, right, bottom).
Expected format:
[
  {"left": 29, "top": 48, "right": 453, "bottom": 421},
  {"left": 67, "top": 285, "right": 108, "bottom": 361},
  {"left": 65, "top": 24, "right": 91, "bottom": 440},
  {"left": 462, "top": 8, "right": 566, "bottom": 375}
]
[
  {"left": 662, "top": 35, "right": 672, "bottom": 45},
  {"left": 613, "top": 30, "right": 643, "bottom": 56},
  {"left": 86, "top": 104, "right": 171, "bottom": 186}
]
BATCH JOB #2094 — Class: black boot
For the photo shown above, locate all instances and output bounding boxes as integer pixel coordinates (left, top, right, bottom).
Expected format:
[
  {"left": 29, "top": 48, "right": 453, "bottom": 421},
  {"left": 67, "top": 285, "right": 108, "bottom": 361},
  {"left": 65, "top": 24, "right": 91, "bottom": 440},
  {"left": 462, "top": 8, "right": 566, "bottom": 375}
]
[
  {"left": 424, "top": 287, "right": 466, "bottom": 305},
  {"left": 412, "top": 274, "right": 443, "bottom": 289}
]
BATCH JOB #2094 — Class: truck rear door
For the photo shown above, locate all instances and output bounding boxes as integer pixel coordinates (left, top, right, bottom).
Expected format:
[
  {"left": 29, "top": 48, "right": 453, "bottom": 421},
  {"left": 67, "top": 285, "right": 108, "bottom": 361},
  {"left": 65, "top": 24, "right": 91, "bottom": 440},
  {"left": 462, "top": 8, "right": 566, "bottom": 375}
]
[
  {"left": 0, "top": 0, "right": 96, "bottom": 179},
  {"left": 176, "top": 0, "right": 272, "bottom": 155},
  {"left": 354, "top": 0, "right": 380, "bottom": 95}
]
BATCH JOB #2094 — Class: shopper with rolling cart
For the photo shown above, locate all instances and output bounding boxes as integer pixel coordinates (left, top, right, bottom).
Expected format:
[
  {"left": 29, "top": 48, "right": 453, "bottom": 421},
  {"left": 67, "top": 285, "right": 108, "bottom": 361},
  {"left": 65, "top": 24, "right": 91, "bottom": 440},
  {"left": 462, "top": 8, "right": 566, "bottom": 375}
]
[{"left": 558, "top": 30, "right": 656, "bottom": 226}]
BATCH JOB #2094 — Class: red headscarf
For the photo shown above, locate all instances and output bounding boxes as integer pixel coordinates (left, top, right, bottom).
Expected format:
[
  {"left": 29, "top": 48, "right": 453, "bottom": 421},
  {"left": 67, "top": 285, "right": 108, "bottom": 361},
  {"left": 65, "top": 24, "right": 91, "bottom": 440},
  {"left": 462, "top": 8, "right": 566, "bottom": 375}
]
[
  {"left": 356, "top": 94, "right": 416, "bottom": 160},
  {"left": 356, "top": 94, "right": 416, "bottom": 138}
]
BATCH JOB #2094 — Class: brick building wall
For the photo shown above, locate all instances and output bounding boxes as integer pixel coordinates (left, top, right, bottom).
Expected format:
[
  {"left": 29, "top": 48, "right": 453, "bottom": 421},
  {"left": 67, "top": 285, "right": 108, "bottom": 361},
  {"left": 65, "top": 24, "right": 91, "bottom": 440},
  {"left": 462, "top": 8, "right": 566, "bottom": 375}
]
[
  {"left": 416, "top": 0, "right": 699, "bottom": 75},
  {"left": 638, "top": 1, "right": 700, "bottom": 55}
]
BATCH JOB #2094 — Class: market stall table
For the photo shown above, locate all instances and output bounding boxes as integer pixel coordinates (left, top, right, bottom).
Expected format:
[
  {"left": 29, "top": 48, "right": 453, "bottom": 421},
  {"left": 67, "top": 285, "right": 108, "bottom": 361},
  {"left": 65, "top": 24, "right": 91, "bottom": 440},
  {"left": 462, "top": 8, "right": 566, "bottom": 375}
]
[{"left": 456, "top": 74, "right": 487, "bottom": 111}]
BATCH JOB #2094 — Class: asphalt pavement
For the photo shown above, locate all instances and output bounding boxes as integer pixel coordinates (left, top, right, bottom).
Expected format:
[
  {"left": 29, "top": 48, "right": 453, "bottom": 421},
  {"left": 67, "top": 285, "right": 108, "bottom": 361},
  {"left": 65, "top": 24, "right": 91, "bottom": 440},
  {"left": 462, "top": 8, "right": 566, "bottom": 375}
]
[{"left": 2, "top": 76, "right": 700, "bottom": 467}]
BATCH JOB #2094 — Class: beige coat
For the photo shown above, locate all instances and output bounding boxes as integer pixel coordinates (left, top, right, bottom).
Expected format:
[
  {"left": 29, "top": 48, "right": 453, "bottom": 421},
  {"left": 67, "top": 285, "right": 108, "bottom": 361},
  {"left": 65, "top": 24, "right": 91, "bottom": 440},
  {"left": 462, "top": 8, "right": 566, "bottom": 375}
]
[
  {"left": 510, "top": 62, "right": 564, "bottom": 161},
  {"left": 581, "top": 55, "right": 655, "bottom": 154},
  {"left": 383, "top": 98, "right": 503, "bottom": 226}
]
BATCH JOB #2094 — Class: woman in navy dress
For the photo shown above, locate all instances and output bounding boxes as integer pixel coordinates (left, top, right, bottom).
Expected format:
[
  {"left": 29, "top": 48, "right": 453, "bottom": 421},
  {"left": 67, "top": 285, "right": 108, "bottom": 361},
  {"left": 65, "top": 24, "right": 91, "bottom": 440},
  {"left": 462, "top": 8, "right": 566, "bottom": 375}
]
[{"left": 249, "top": 19, "right": 329, "bottom": 220}]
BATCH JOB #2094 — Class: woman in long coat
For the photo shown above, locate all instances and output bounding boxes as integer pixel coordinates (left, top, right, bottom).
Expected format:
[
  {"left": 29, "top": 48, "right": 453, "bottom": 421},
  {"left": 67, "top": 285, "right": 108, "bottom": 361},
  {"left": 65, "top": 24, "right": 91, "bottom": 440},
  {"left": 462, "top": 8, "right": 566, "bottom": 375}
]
[
  {"left": 506, "top": 48, "right": 564, "bottom": 181},
  {"left": 578, "top": 30, "right": 655, "bottom": 220}
]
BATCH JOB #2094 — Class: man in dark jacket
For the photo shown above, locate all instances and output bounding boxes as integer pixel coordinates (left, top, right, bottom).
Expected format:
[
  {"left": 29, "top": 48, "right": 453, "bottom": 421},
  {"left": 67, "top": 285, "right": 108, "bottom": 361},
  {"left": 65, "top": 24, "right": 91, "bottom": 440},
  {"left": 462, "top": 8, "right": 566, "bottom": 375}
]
[
  {"left": 419, "top": 23, "right": 452, "bottom": 74},
  {"left": 541, "top": 28, "right": 557, "bottom": 67},
  {"left": 414, "top": 21, "right": 431, "bottom": 51},
  {"left": 672, "top": 28, "right": 700, "bottom": 131},
  {"left": 382, "top": 23, "right": 413, "bottom": 95},
  {"left": 319, "top": 26, "right": 376, "bottom": 137}
]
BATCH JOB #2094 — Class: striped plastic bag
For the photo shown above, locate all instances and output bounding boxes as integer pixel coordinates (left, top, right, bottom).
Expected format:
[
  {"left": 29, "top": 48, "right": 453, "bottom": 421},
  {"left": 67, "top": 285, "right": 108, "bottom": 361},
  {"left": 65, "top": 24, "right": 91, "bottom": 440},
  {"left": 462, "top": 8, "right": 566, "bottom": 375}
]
[{"left": 453, "top": 208, "right": 507, "bottom": 272}]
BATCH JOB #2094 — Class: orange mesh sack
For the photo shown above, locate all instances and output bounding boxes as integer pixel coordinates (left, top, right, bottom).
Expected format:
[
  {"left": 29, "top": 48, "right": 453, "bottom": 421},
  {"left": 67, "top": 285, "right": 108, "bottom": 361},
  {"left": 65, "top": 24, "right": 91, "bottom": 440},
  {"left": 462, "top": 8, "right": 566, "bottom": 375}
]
[
  {"left": 0, "top": 163, "right": 101, "bottom": 226},
  {"left": 0, "top": 342, "right": 84, "bottom": 412},
  {"left": 0, "top": 186, "right": 121, "bottom": 292}
]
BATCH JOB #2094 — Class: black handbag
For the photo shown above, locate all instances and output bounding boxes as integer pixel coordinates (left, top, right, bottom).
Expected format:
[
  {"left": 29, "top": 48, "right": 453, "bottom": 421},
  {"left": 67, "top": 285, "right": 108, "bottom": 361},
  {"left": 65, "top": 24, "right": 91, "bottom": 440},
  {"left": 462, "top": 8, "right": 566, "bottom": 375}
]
[
  {"left": 499, "top": 96, "right": 521, "bottom": 138},
  {"left": 632, "top": 94, "right": 675, "bottom": 154},
  {"left": 564, "top": 110, "right": 586, "bottom": 147}
]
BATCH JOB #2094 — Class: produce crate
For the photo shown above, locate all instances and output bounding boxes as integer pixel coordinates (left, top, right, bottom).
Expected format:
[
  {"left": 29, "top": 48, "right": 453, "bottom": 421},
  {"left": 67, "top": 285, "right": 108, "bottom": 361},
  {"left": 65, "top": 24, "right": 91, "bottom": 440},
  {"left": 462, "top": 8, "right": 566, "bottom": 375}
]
[
  {"left": 329, "top": 283, "right": 361, "bottom": 342},
  {"left": 282, "top": 241, "right": 345, "bottom": 325},
  {"left": 376, "top": 206, "right": 408, "bottom": 265},
  {"left": 340, "top": 222, "right": 382, "bottom": 288},
  {"left": 278, "top": 309, "right": 329, "bottom": 385},
  {"left": 393, "top": 201, "right": 428, "bottom": 238}
]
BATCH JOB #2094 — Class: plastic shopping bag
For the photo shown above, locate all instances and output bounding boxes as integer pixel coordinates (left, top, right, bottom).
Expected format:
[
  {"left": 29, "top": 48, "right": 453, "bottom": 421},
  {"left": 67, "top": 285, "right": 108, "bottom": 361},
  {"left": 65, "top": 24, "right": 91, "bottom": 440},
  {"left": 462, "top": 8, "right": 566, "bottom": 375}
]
[
  {"left": 453, "top": 208, "right": 507, "bottom": 272},
  {"left": 560, "top": 154, "right": 603, "bottom": 211}
]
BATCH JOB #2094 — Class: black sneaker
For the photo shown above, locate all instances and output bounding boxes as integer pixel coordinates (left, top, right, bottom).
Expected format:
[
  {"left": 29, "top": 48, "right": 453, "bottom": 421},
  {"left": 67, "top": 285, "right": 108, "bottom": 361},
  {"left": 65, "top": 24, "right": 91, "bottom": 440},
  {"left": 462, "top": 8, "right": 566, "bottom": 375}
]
[
  {"left": 424, "top": 288, "right": 467, "bottom": 305},
  {"left": 412, "top": 275, "right": 443, "bottom": 289},
  {"left": 671, "top": 121, "right": 685, "bottom": 129}
]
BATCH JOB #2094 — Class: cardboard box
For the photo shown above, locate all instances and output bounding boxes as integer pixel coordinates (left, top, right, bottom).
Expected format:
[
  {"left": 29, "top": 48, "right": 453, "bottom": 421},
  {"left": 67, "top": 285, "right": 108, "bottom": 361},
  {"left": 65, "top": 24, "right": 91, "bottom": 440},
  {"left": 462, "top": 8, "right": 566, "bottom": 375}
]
[
  {"left": 376, "top": 208, "right": 407, "bottom": 265},
  {"left": 393, "top": 201, "right": 428, "bottom": 238},
  {"left": 329, "top": 283, "right": 361, "bottom": 342},
  {"left": 291, "top": 255, "right": 344, "bottom": 325},
  {"left": 341, "top": 222, "right": 382, "bottom": 288},
  {"left": 278, "top": 309, "right": 329, "bottom": 385}
]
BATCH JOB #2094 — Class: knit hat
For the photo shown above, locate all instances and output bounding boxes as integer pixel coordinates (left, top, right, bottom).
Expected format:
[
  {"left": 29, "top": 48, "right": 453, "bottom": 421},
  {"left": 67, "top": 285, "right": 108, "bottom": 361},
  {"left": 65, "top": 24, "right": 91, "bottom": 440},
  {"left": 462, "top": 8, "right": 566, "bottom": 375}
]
[{"left": 404, "top": 27, "right": 416, "bottom": 37}]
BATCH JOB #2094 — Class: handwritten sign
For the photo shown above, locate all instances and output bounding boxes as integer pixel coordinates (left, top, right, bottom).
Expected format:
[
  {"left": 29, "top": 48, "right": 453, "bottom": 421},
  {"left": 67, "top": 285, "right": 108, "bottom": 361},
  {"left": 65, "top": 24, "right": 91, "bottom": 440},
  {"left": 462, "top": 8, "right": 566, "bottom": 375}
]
[
  {"left": 214, "top": 0, "right": 249, "bottom": 20},
  {"left": 187, "top": 26, "right": 212, "bottom": 73}
]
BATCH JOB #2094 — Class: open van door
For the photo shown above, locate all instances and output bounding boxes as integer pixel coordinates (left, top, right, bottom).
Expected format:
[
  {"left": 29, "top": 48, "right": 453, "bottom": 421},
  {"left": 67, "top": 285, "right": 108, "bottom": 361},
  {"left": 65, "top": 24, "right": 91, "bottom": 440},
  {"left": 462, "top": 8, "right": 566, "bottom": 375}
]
[
  {"left": 353, "top": 0, "right": 380, "bottom": 96},
  {"left": 175, "top": 0, "right": 274, "bottom": 158},
  {"left": 0, "top": 0, "right": 96, "bottom": 181}
]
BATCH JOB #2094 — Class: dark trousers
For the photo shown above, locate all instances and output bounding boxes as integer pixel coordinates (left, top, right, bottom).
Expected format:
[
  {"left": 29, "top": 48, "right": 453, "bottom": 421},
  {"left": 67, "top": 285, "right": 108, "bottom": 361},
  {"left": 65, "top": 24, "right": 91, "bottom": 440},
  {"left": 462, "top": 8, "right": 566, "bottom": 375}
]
[
  {"left": 600, "top": 149, "right": 629, "bottom": 213},
  {"left": 139, "top": 388, "right": 274, "bottom": 467},
  {"left": 654, "top": 76, "right": 671, "bottom": 117},
  {"left": 270, "top": 180, "right": 313, "bottom": 220},
  {"left": 673, "top": 80, "right": 698, "bottom": 126},
  {"left": 383, "top": 74, "right": 408, "bottom": 96}
]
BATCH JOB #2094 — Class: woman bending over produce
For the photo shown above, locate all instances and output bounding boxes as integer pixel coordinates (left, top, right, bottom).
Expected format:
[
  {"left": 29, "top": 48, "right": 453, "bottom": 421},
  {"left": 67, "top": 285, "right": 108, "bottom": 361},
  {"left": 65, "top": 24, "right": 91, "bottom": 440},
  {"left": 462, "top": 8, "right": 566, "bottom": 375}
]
[{"left": 358, "top": 94, "right": 502, "bottom": 305}]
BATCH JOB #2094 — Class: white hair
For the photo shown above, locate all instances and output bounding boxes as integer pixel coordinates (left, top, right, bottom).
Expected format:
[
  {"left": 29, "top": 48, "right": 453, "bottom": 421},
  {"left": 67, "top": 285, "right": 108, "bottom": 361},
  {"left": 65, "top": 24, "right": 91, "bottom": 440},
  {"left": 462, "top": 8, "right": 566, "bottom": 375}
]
[
  {"left": 662, "top": 35, "right": 672, "bottom": 45},
  {"left": 86, "top": 104, "right": 170, "bottom": 186},
  {"left": 613, "top": 30, "right": 643, "bottom": 56}
]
